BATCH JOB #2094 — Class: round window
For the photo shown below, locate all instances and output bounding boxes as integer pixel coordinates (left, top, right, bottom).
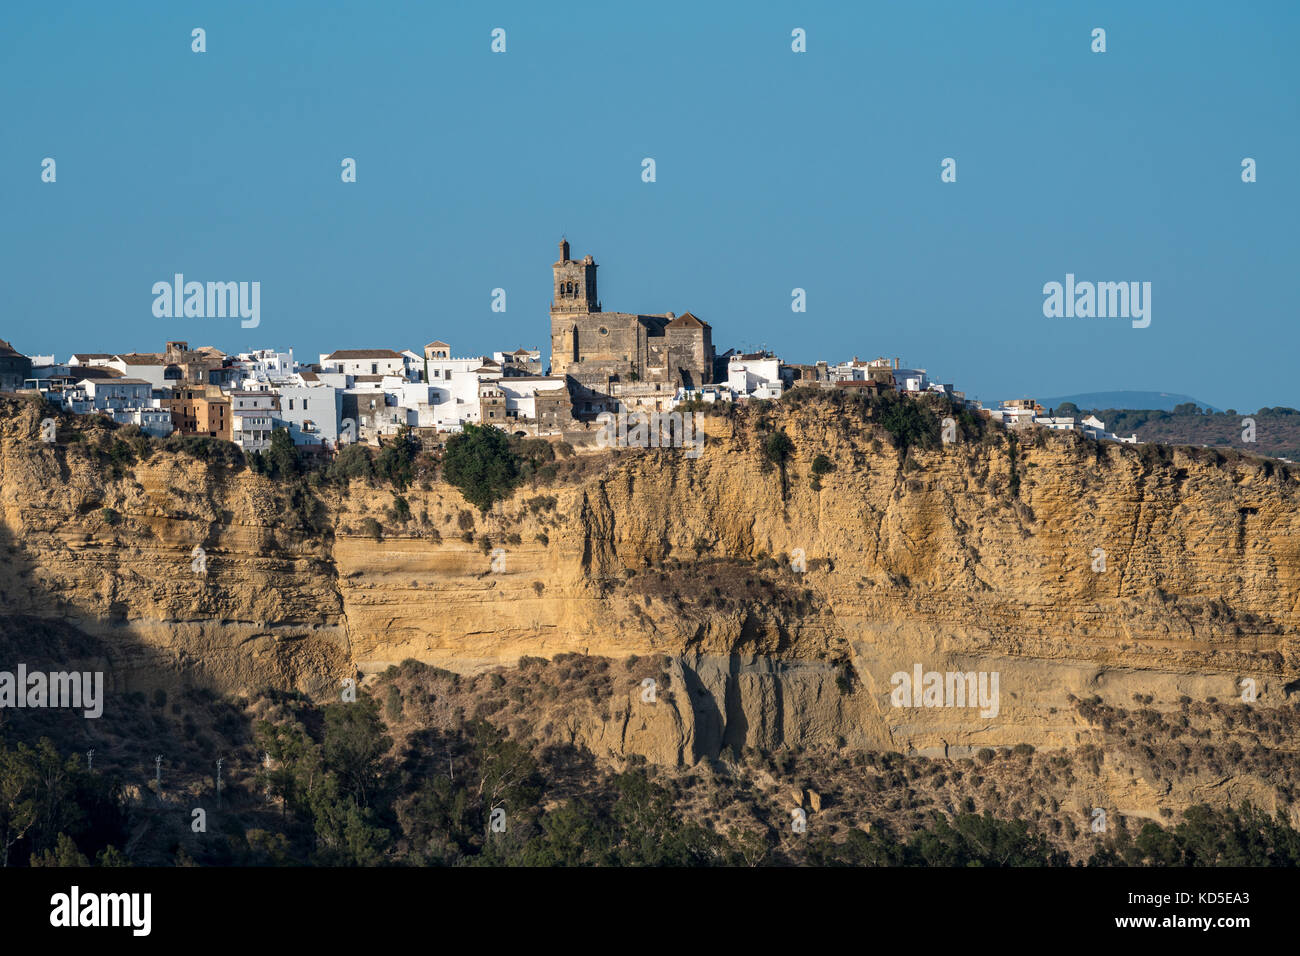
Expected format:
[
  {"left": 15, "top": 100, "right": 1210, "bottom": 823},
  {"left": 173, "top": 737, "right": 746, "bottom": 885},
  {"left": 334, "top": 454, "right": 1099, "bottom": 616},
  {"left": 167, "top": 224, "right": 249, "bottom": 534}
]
[{"left": 598, "top": 327, "right": 609, "bottom": 336}]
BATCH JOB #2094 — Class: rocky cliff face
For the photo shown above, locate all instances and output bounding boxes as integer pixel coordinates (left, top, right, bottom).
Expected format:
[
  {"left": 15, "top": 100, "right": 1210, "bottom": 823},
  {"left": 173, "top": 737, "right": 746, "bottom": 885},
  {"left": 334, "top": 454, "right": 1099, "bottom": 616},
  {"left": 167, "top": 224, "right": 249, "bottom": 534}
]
[{"left": 3, "top": 396, "right": 1298, "bottom": 789}]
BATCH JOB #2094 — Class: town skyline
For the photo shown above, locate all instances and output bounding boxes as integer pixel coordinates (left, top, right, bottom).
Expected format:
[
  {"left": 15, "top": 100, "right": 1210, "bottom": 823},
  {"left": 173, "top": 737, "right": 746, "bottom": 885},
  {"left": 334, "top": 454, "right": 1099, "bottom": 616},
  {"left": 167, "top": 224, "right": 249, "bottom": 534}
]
[{"left": 5, "top": 2, "right": 1297, "bottom": 413}]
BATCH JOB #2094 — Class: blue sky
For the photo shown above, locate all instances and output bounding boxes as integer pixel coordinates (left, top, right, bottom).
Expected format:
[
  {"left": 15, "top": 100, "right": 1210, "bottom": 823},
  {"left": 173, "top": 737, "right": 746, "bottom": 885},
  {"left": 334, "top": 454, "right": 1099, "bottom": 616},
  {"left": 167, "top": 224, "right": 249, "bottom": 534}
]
[{"left": 3, "top": 1, "right": 1297, "bottom": 410}]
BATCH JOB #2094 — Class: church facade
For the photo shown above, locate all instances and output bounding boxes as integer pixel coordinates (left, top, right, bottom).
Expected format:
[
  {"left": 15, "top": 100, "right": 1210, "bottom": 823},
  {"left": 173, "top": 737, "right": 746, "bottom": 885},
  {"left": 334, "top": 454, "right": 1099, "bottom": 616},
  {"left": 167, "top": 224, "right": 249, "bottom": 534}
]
[{"left": 548, "top": 239, "right": 713, "bottom": 394}]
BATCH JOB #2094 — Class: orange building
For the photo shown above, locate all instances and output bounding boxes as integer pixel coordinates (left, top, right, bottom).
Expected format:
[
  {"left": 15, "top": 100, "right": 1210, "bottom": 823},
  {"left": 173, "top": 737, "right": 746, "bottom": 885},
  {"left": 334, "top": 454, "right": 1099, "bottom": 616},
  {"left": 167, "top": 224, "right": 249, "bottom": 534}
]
[{"left": 162, "top": 384, "right": 231, "bottom": 440}]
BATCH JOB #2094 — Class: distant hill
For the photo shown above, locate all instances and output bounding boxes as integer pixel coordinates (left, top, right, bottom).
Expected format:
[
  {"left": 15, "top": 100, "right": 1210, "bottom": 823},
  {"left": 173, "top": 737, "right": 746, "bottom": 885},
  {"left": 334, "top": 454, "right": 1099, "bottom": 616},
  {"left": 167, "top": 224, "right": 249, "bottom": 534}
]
[
  {"left": 1046, "top": 404, "right": 1300, "bottom": 462},
  {"left": 1039, "top": 391, "right": 1220, "bottom": 413}
]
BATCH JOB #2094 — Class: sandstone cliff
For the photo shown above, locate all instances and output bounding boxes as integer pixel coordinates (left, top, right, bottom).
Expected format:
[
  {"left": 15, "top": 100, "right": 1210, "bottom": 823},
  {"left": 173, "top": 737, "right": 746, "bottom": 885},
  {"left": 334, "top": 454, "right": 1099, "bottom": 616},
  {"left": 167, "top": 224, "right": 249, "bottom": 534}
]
[{"left": 3, "top": 395, "right": 1298, "bottom": 797}]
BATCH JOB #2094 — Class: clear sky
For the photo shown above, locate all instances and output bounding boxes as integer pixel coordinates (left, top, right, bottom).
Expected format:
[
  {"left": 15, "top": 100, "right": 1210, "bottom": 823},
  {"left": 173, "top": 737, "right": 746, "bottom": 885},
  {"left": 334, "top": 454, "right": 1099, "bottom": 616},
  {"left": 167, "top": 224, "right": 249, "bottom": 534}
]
[{"left": 3, "top": 1, "right": 1296, "bottom": 411}]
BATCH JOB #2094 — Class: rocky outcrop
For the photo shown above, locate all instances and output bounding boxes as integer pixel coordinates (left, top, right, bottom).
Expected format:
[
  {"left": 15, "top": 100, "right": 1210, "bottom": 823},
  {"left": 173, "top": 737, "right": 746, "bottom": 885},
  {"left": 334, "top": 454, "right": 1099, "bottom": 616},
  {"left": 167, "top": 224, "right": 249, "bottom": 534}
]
[{"left": 2, "top": 396, "right": 1298, "bottom": 777}]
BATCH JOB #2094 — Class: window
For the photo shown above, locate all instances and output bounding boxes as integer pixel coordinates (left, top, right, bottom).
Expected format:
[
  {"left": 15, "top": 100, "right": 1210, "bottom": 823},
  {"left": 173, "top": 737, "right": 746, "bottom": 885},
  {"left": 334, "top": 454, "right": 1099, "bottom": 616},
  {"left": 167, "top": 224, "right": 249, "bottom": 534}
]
[
  {"left": 288, "top": 398, "right": 294, "bottom": 410},
  {"left": 371, "top": 363, "right": 377, "bottom": 374}
]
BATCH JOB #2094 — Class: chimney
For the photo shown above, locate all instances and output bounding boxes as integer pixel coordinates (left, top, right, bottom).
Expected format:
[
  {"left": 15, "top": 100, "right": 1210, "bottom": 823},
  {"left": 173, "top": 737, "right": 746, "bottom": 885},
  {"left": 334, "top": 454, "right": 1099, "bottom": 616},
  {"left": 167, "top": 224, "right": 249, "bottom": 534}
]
[{"left": 894, "top": 357, "right": 900, "bottom": 369}]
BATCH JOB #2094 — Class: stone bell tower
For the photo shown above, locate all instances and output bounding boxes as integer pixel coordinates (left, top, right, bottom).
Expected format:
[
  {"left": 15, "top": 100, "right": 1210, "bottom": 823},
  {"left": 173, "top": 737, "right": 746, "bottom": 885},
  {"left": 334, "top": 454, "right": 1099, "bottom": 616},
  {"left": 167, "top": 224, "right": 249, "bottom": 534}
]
[
  {"left": 551, "top": 237, "right": 599, "bottom": 314},
  {"left": 550, "top": 238, "right": 600, "bottom": 374}
]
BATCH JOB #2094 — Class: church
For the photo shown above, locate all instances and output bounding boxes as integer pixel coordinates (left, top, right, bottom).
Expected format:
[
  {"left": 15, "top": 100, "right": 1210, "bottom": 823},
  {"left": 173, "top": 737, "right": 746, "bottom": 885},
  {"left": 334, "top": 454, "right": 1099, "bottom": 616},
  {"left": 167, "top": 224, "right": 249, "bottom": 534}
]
[{"left": 548, "top": 239, "right": 714, "bottom": 401}]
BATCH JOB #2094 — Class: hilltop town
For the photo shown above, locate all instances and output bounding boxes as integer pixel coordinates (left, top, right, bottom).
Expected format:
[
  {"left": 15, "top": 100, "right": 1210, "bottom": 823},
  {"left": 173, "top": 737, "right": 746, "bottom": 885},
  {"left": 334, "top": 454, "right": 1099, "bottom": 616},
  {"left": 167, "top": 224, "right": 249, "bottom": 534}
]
[{"left": 0, "top": 238, "right": 1137, "bottom": 452}]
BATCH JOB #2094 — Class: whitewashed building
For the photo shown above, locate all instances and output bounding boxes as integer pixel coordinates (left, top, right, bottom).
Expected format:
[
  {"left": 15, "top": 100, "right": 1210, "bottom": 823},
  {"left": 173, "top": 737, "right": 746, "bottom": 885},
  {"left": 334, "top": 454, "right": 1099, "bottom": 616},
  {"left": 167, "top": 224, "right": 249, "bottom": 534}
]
[
  {"left": 1033, "top": 416, "right": 1077, "bottom": 432},
  {"left": 1080, "top": 414, "right": 1139, "bottom": 444},
  {"left": 107, "top": 407, "right": 173, "bottom": 437},
  {"left": 319, "top": 349, "right": 407, "bottom": 378},
  {"left": 728, "top": 352, "right": 784, "bottom": 400},
  {"left": 277, "top": 384, "right": 342, "bottom": 447},
  {"left": 82, "top": 379, "right": 154, "bottom": 407},
  {"left": 230, "top": 390, "right": 277, "bottom": 452}
]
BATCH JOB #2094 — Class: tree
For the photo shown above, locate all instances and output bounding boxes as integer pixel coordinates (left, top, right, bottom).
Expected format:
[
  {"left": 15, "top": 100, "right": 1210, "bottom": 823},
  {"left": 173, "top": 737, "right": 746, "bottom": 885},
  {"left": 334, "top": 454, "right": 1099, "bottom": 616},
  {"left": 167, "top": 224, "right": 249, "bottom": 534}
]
[
  {"left": 255, "top": 716, "right": 324, "bottom": 820},
  {"left": 513, "top": 799, "right": 614, "bottom": 866},
  {"left": 30, "top": 832, "right": 89, "bottom": 867},
  {"left": 469, "top": 720, "right": 541, "bottom": 831},
  {"left": 95, "top": 844, "right": 131, "bottom": 866},
  {"left": 322, "top": 697, "right": 390, "bottom": 809},
  {"left": 810, "top": 453, "right": 833, "bottom": 490},
  {"left": 762, "top": 431, "right": 795, "bottom": 500},
  {"left": 610, "top": 769, "right": 725, "bottom": 865},
  {"left": 376, "top": 426, "right": 420, "bottom": 489},
  {"left": 879, "top": 397, "right": 937, "bottom": 452},
  {"left": 309, "top": 777, "right": 390, "bottom": 866},
  {"left": 267, "top": 427, "right": 300, "bottom": 478},
  {"left": 443, "top": 424, "right": 521, "bottom": 512},
  {"left": 0, "top": 742, "right": 38, "bottom": 867},
  {"left": 328, "top": 444, "right": 374, "bottom": 483},
  {"left": 763, "top": 431, "right": 793, "bottom": 465}
]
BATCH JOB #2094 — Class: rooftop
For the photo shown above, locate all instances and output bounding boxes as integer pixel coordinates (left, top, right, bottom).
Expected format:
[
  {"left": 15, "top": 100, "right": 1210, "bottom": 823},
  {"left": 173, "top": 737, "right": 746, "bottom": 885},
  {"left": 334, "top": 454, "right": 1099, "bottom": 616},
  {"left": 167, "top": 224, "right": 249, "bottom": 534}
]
[
  {"left": 326, "top": 349, "right": 403, "bottom": 360},
  {"left": 666, "top": 311, "right": 709, "bottom": 329}
]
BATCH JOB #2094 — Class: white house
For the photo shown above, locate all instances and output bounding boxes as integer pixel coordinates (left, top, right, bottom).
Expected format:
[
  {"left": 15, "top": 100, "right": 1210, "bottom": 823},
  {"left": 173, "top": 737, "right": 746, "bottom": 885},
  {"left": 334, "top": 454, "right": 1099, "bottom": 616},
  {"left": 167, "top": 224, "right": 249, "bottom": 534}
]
[
  {"left": 229, "top": 390, "right": 278, "bottom": 452},
  {"left": 1080, "top": 414, "right": 1139, "bottom": 444},
  {"left": 415, "top": 349, "right": 506, "bottom": 430},
  {"left": 420, "top": 342, "right": 489, "bottom": 386},
  {"left": 67, "top": 379, "right": 172, "bottom": 436},
  {"left": 674, "top": 384, "right": 733, "bottom": 406},
  {"left": 319, "top": 349, "right": 407, "bottom": 378},
  {"left": 829, "top": 357, "right": 873, "bottom": 382},
  {"left": 396, "top": 350, "right": 423, "bottom": 382},
  {"left": 236, "top": 348, "right": 297, "bottom": 387},
  {"left": 68, "top": 353, "right": 116, "bottom": 367},
  {"left": 493, "top": 376, "right": 569, "bottom": 421},
  {"left": 107, "top": 407, "right": 173, "bottom": 438},
  {"left": 493, "top": 348, "right": 543, "bottom": 376},
  {"left": 1033, "top": 416, "right": 1077, "bottom": 432},
  {"left": 82, "top": 379, "right": 154, "bottom": 407},
  {"left": 107, "top": 355, "right": 172, "bottom": 389},
  {"left": 728, "top": 352, "right": 784, "bottom": 400},
  {"left": 277, "top": 384, "right": 342, "bottom": 447},
  {"left": 894, "top": 368, "right": 930, "bottom": 393}
]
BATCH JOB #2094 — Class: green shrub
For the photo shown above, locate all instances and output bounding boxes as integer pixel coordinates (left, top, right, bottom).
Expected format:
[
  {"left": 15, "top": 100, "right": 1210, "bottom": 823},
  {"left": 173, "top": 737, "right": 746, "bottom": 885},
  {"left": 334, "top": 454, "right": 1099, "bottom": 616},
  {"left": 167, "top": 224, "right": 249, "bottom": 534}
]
[
  {"left": 763, "top": 431, "right": 793, "bottom": 465},
  {"left": 375, "top": 427, "right": 419, "bottom": 489},
  {"left": 443, "top": 424, "right": 521, "bottom": 512},
  {"left": 329, "top": 444, "right": 374, "bottom": 482},
  {"left": 879, "top": 397, "right": 937, "bottom": 451}
]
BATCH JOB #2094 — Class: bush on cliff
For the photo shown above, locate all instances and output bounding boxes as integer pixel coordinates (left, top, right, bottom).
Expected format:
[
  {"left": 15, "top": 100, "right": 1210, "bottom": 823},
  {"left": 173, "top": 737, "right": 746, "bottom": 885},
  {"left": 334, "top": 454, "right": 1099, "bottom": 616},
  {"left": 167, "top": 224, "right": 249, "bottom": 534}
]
[
  {"left": 443, "top": 424, "right": 520, "bottom": 512},
  {"left": 327, "top": 444, "right": 374, "bottom": 482},
  {"left": 375, "top": 426, "right": 419, "bottom": 490},
  {"left": 879, "top": 396, "right": 938, "bottom": 452}
]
